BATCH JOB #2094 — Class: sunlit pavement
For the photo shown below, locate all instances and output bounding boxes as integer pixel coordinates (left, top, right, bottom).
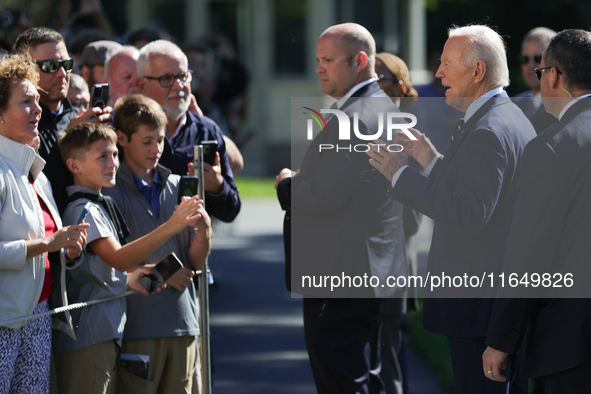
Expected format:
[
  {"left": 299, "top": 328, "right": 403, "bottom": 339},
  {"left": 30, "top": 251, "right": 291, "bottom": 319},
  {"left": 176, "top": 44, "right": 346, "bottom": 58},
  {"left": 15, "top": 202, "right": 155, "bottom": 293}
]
[{"left": 207, "top": 199, "right": 443, "bottom": 394}]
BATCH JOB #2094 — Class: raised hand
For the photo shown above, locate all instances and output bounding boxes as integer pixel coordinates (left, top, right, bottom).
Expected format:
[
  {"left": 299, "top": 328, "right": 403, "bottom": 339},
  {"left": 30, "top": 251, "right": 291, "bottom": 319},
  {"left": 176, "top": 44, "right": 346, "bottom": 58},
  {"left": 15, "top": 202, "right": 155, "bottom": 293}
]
[
  {"left": 48, "top": 223, "right": 91, "bottom": 259},
  {"left": 67, "top": 106, "right": 113, "bottom": 129},
  {"left": 165, "top": 196, "right": 204, "bottom": 234},
  {"left": 394, "top": 128, "right": 439, "bottom": 169},
  {"left": 366, "top": 139, "right": 405, "bottom": 182}
]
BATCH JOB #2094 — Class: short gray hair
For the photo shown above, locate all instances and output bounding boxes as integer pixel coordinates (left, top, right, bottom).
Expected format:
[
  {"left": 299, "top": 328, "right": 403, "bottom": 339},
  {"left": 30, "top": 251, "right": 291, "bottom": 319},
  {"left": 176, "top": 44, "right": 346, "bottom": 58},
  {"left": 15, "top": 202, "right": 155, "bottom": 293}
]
[
  {"left": 137, "top": 40, "right": 187, "bottom": 77},
  {"left": 523, "top": 27, "right": 556, "bottom": 47},
  {"left": 448, "top": 25, "right": 509, "bottom": 88},
  {"left": 104, "top": 46, "right": 139, "bottom": 80},
  {"left": 69, "top": 73, "right": 89, "bottom": 92}
]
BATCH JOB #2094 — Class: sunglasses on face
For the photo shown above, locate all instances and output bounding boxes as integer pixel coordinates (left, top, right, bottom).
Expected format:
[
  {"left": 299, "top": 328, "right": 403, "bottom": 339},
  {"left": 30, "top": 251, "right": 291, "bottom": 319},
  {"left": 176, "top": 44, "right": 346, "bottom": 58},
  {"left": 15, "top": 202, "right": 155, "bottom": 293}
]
[
  {"left": 142, "top": 70, "right": 193, "bottom": 88},
  {"left": 534, "top": 66, "right": 563, "bottom": 80},
  {"left": 520, "top": 55, "right": 542, "bottom": 65},
  {"left": 35, "top": 58, "right": 74, "bottom": 74},
  {"left": 377, "top": 74, "right": 397, "bottom": 83}
]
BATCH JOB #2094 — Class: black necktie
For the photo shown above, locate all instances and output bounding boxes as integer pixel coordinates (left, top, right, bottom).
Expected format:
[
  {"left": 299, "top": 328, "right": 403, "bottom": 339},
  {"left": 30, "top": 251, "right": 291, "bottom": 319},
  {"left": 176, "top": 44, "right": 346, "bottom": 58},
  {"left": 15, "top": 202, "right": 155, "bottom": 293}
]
[
  {"left": 451, "top": 118, "right": 465, "bottom": 141},
  {"left": 66, "top": 192, "right": 130, "bottom": 245}
]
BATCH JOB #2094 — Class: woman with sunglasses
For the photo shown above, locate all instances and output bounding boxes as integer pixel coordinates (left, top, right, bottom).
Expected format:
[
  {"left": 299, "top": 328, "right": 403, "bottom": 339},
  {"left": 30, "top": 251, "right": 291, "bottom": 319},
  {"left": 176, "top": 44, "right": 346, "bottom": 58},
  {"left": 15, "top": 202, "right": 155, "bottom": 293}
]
[
  {"left": 375, "top": 52, "right": 418, "bottom": 110},
  {"left": 374, "top": 51, "right": 422, "bottom": 394},
  {"left": 0, "top": 53, "right": 89, "bottom": 393}
]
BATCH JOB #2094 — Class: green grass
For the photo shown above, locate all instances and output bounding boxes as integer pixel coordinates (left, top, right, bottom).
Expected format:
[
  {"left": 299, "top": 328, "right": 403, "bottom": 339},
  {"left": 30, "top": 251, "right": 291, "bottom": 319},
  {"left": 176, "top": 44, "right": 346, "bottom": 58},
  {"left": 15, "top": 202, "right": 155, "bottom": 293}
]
[
  {"left": 406, "top": 300, "right": 457, "bottom": 393},
  {"left": 235, "top": 176, "right": 278, "bottom": 199}
]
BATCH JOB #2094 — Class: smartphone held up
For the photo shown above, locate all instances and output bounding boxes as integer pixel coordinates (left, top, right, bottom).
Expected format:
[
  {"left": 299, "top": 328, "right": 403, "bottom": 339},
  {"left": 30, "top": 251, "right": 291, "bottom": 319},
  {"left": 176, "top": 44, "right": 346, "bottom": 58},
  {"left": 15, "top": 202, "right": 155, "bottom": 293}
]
[
  {"left": 139, "top": 253, "right": 184, "bottom": 294},
  {"left": 91, "top": 83, "right": 109, "bottom": 109}
]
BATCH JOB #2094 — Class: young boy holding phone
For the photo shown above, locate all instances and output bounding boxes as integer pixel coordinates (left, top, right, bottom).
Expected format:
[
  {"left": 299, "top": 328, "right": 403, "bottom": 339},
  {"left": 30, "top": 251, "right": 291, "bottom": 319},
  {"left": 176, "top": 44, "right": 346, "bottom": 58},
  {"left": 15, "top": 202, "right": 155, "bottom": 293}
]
[
  {"left": 53, "top": 123, "right": 204, "bottom": 394},
  {"left": 103, "top": 94, "right": 211, "bottom": 394}
]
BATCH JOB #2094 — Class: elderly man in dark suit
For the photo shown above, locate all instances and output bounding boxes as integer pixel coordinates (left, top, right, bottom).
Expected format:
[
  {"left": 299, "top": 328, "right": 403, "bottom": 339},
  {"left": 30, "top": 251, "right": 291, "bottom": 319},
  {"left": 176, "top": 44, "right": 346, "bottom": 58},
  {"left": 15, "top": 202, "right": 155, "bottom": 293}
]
[
  {"left": 276, "top": 23, "right": 406, "bottom": 393},
  {"left": 483, "top": 29, "right": 591, "bottom": 393},
  {"left": 367, "top": 25, "right": 535, "bottom": 393}
]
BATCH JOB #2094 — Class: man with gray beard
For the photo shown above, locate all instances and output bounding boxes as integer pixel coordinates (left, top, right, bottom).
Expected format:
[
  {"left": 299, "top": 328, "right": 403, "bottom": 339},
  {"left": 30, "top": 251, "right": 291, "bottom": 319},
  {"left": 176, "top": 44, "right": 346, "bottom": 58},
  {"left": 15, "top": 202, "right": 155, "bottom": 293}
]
[{"left": 137, "top": 40, "right": 240, "bottom": 222}]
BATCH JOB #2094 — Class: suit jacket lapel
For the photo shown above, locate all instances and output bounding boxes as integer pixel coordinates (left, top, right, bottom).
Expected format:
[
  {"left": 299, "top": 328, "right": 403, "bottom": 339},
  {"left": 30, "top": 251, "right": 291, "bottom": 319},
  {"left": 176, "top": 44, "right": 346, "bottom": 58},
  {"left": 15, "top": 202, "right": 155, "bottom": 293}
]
[
  {"left": 561, "top": 97, "right": 591, "bottom": 120},
  {"left": 338, "top": 81, "right": 379, "bottom": 113},
  {"left": 300, "top": 82, "right": 381, "bottom": 177},
  {"left": 431, "top": 93, "right": 510, "bottom": 184}
]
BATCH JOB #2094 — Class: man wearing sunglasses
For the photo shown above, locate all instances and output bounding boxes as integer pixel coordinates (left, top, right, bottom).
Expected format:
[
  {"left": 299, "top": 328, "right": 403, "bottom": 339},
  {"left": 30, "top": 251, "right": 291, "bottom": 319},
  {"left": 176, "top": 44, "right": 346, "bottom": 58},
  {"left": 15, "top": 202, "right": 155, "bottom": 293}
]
[
  {"left": 514, "top": 27, "right": 557, "bottom": 134},
  {"left": 484, "top": 29, "right": 591, "bottom": 393},
  {"left": 14, "top": 27, "right": 112, "bottom": 211},
  {"left": 136, "top": 40, "right": 240, "bottom": 223}
]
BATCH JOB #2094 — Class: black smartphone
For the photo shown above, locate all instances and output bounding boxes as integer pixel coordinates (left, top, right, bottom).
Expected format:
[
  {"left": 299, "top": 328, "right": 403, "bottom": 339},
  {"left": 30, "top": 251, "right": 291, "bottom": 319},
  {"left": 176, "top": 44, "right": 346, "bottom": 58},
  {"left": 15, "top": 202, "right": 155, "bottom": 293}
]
[
  {"left": 178, "top": 176, "right": 198, "bottom": 204},
  {"left": 91, "top": 83, "right": 109, "bottom": 109},
  {"left": 200, "top": 140, "right": 218, "bottom": 166},
  {"left": 120, "top": 353, "right": 149, "bottom": 379},
  {"left": 139, "top": 253, "right": 184, "bottom": 294}
]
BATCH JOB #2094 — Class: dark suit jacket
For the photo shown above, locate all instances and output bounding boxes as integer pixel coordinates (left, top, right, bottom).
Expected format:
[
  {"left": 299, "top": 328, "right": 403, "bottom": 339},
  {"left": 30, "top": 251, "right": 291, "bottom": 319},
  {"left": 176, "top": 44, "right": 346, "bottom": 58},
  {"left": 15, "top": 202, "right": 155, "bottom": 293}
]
[
  {"left": 392, "top": 92, "right": 536, "bottom": 337},
  {"left": 38, "top": 99, "right": 79, "bottom": 213},
  {"left": 486, "top": 98, "right": 591, "bottom": 378},
  {"left": 159, "top": 111, "right": 241, "bottom": 222},
  {"left": 513, "top": 91, "right": 557, "bottom": 134},
  {"left": 277, "top": 177, "right": 292, "bottom": 290},
  {"left": 278, "top": 82, "right": 407, "bottom": 297}
]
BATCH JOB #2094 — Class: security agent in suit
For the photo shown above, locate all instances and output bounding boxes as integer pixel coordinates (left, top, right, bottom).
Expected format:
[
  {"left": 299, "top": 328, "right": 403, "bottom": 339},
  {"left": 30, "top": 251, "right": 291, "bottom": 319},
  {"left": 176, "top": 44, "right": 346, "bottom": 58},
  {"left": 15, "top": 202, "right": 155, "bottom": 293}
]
[
  {"left": 367, "top": 25, "right": 535, "bottom": 393},
  {"left": 483, "top": 29, "right": 591, "bottom": 393},
  {"left": 513, "top": 27, "right": 558, "bottom": 135},
  {"left": 276, "top": 23, "right": 407, "bottom": 393}
]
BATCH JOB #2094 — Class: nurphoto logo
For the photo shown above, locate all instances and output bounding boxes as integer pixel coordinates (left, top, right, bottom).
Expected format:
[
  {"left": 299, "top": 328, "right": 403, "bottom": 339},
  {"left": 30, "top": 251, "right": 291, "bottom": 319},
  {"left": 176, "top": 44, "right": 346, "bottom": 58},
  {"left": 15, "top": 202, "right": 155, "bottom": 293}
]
[{"left": 302, "top": 107, "right": 417, "bottom": 153}]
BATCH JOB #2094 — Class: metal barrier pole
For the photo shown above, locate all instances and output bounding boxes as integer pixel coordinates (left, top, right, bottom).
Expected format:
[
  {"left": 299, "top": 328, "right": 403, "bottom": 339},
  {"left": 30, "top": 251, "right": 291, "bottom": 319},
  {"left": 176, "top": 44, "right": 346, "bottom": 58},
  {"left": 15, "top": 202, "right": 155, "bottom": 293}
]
[{"left": 194, "top": 145, "right": 212, "bottom": 394}]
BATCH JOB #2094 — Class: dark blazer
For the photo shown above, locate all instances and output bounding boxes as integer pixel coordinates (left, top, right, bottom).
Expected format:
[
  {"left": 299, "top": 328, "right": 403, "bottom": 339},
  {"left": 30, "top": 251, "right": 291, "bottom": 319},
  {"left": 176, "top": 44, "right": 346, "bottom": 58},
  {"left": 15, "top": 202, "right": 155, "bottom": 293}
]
[
  {"left": 277, "top": 177, "right": 292, "bottom": 290},
  {"left": 486, "top": 98, "right": 591, "bottom": 378},
  {"left": 38, "top": 99, "right": 79, "bottom": 213},
  {"left": 159, "top": 111, "right": 241, "bottom": 223},
  {"left": 392, "top": 92, "right": 536, "bottom": 337},
  {"left": 513, "top": 91, "right": 557, "bottom": 134},
  {"left": 278, "top": 82, "right": 407, "bottom": 297}
]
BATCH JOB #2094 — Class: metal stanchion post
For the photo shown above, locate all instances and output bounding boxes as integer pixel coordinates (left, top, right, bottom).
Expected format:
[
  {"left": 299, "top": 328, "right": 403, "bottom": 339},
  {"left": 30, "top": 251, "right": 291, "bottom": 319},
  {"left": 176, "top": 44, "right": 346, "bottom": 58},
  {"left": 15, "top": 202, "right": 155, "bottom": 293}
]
[{"left": 194, "top": 145, "right": 212, "bottom": 394}]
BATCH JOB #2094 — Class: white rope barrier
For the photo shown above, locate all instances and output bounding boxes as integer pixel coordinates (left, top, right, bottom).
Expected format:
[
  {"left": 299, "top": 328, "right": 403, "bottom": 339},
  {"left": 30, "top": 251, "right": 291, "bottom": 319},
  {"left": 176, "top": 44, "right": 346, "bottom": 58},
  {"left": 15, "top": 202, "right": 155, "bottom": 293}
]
[{"left": 4, "top": 290, "right": 137, "bottom": 327}]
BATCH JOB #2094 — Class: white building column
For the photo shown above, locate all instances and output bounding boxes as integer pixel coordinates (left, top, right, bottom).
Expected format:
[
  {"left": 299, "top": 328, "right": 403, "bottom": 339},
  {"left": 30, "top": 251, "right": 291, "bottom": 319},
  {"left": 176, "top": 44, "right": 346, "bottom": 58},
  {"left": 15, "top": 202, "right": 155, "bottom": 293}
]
[{"left": 405, "top": 0, "right": 430, "bottom": 84}]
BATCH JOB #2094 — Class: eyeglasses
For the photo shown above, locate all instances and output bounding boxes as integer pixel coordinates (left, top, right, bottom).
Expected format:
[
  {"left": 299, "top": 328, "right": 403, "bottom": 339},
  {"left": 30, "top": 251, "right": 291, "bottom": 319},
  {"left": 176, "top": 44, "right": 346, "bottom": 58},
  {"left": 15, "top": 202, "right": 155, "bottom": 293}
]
[
  {"left": 142, "top": 70, "right": 193, "bottom": 87},
  {"left": 534, "top": 66, "right": 563, "bottom": 80},
  {"left": 520, "top": 55, "right": 542, "bottom": 65},
  {"left": 35, "top": 58, "right": 74, "bottom": 74},
  {"left": 377, "top": 74, "right": 397, "bottom": 83}
]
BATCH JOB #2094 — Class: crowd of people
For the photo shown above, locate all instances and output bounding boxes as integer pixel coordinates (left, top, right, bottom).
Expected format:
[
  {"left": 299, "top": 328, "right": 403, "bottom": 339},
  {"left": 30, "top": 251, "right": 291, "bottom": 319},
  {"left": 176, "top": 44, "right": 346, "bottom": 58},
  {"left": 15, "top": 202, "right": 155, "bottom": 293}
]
[
  {"left": 0, "top": 11, "right": 590, "bottom": 394},
  {"left": 277, "top": 22, "right": 591, "bottom": 394},
  {"left": 0, "top": 26, "right": 240, "bottom": 394}
]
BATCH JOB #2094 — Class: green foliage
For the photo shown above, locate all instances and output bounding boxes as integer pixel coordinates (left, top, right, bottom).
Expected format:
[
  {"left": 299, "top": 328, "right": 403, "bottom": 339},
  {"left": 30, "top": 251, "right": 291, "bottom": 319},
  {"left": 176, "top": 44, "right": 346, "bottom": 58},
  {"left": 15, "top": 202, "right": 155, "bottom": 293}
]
[
  {"left": 406, "top": 300, "right": 457, "bottom": 393},
  {"left": 234, "top": 176, "right": 278, "bottom": 199}
]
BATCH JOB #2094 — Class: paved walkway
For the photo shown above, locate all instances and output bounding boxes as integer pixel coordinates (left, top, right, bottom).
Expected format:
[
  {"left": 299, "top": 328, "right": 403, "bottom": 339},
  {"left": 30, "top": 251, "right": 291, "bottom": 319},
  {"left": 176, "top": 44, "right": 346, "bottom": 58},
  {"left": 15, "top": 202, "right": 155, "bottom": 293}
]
[{"left": 208, "top": 198, "right": 444, "bottom": 394}]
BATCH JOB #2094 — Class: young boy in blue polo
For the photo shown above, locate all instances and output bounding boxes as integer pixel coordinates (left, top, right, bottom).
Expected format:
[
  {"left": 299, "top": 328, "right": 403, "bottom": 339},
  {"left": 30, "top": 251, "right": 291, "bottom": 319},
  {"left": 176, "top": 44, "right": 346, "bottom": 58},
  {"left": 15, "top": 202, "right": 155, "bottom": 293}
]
[
  {"left": 53, "top": 123, "right": 204, "bottom": 394},
  {"left": 103, "top": 94, "right": 211, "bottom": 394}
]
